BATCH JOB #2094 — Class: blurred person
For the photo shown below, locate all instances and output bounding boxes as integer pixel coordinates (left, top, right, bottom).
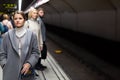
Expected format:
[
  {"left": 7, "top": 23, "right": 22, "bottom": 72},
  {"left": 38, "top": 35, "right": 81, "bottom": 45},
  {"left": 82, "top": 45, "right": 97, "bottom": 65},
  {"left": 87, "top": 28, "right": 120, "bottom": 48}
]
[
  {"left": 2, "top": 14, "right": 13, "bottom": 30},
  {"left": 24, "top": 8, "right": 46, "bottom": 71},
  {"left": 35, "top": 7, "right": 47, "bottom": 70},
  {"left": 0, "top": 22, "right": 4, "bottom": 45},
  {"left": 10, "top": 12, "right": 16, "bottom": 28},
  {"left": 0, "top": 14, "right": 13, "bottom": 47},
  {"left": 0, "top": 11, "right": 39, "bottom": 80}
]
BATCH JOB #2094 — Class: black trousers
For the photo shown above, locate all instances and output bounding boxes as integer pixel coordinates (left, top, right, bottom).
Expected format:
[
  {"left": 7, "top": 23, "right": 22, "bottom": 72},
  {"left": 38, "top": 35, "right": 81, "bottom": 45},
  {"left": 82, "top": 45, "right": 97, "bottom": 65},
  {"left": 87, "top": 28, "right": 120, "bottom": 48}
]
[
  {"left": 41, "top": 41, "right": 47, "bottom": 59},
  {"left": 35, "top": 41, "right": 47, "bottom": 66}
]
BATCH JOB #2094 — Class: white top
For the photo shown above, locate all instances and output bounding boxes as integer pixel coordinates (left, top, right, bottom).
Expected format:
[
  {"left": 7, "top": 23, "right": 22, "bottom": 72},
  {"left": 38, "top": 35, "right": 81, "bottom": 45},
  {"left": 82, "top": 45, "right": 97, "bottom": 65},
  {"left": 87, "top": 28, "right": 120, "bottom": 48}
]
[
  {"left": 24, "top": 19, "right": 43, "bottom": 49},
  {"left": 15, "top": 27, "right": 27, "bottom": 56}
]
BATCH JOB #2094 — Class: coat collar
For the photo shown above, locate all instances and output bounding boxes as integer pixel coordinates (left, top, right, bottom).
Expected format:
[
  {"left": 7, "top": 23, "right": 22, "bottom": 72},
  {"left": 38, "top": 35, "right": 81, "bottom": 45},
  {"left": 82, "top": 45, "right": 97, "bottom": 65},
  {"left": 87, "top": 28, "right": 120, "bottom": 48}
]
[{"left": 8, "top": 29, "right": 32, "bottom": 56}]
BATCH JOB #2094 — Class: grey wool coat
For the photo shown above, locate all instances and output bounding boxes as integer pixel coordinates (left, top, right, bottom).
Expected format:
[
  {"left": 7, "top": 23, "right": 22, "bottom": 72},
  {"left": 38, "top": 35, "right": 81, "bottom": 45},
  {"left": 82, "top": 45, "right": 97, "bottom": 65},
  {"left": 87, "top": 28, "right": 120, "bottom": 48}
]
[{"left": 0, "top": 29, "right": 39, "bottom": 80}]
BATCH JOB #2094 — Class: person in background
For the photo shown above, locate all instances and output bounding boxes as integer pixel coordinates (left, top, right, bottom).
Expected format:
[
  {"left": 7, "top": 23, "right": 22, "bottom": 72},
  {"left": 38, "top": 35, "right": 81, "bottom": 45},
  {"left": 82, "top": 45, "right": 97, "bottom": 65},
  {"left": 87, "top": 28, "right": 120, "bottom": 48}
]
[
  {"left": 10, "top": 12, "right": 16, "bottom": 28},
  {"left": 24, "top": 8, "right": 46, "bottom": 71},
  {"left": 35, "top": 7, "right": 47, "bottom": 70},
  {"left": 2, "top": 14, "right": 13, "bottom": 30},
  {"left": 0, "top": 14, "right": 13, "bottom": 46},
  {"left": 0, "top": 22, "right": 4, "bottom": 46},
  {"left": 0, "top": 11, "right": 39, "bottom": 80}
]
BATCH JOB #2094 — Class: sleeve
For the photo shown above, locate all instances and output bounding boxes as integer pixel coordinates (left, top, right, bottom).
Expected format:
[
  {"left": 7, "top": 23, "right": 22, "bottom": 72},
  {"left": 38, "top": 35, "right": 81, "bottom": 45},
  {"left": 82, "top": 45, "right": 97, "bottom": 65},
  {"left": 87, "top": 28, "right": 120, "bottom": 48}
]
[{"left": 0, "top": 33, "right": 8, "bottom": 68}]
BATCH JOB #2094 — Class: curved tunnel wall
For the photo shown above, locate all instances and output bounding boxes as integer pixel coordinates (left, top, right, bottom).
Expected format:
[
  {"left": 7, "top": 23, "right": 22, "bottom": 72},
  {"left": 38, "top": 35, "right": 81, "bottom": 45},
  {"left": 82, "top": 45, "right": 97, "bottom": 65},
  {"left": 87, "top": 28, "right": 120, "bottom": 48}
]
[{"left": 39, "top": 0, "right": 120, "bottom": 42}]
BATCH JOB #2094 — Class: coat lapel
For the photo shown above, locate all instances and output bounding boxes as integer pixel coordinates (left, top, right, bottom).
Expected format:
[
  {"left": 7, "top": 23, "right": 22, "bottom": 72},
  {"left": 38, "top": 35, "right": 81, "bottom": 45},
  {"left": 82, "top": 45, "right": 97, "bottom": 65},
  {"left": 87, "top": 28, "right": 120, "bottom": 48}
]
[
  {"left": 8, "top": 29, "right": 18, "bottom": 54},
  {"left": 22, "top": 30, "right": 32, "bottom": 55},
  {"left": 21, "top": 30, "right": 32, "bottom": 64},
  {"left": 8, "top": 29, "right": 32, "bottom": 57}
]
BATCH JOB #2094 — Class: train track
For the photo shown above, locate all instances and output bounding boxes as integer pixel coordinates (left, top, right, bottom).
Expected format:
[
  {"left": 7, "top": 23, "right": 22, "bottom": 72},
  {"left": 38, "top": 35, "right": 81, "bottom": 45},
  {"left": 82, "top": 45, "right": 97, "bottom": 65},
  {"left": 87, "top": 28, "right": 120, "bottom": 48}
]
[{"left": 46, "top": 31, "right": 120, "bottom": 80}]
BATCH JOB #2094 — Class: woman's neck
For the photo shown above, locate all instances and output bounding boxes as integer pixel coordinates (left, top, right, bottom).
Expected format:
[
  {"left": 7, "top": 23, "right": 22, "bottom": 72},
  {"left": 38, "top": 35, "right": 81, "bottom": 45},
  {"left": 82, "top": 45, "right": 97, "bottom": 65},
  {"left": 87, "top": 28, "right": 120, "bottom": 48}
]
[
  {"left": 15, "top": 26, "right": 26, "bottom": 38},
  {"left": 30, "top": 18, "right": 37, "bottom": 21}
]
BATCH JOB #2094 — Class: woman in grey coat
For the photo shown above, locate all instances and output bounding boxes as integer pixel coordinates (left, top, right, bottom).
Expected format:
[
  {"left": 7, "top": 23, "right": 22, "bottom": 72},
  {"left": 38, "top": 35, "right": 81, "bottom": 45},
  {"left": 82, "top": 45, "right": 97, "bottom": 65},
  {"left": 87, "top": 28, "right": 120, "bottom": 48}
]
[{"left": 0, "top": 11, "right": 39, "bottom": 80}]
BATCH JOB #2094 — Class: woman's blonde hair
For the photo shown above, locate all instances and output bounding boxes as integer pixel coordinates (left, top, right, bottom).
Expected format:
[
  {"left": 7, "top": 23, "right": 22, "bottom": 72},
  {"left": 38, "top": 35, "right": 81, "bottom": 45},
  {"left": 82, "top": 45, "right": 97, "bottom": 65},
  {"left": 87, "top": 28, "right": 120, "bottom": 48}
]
[{"left": 28, "top": 8, "right": 38, "bottom": 19}]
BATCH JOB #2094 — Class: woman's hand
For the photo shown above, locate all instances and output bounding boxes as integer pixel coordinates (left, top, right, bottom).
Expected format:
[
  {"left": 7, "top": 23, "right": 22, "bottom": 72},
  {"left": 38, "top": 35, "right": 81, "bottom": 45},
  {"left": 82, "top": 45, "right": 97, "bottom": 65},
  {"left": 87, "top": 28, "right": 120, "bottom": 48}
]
[
  {"left": 21, "top": 63, "right": 31, "bottom": 75},
  {"left": 40, "top": 45, "right": 43, "bottom": 51}
]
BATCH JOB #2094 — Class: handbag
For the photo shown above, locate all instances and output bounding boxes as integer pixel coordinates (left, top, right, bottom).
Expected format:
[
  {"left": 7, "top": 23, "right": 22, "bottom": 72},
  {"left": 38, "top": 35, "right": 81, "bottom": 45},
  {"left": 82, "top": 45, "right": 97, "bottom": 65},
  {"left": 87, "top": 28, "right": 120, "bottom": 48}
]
[{"left": 21, "top": 68, "right": 35, "bottom": 79}]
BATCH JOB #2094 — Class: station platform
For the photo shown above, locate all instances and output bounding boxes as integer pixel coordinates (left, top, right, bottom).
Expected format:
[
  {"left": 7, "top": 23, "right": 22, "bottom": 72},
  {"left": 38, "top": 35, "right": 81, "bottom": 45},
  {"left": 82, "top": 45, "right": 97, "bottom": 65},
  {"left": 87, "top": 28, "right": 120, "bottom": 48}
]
[
  {"left": 0, "top": 52, "right": 71, "bottom": 80},
  {"left": 0, "top": 30, "right": 120, "bottom": 80}
]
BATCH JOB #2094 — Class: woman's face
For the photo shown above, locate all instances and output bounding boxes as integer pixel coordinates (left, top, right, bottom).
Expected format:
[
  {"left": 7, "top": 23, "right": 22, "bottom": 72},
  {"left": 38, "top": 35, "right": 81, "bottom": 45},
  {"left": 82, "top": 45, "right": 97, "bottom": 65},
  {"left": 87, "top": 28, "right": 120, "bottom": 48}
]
[
  {"left": 31, "top": 10, "right": 38, "bottom": 19},
  {"left": 38, "top": 10, "right": 44, "bottom": 17},
  {"left": 14, "top": 14, "right": 25, "bottom": 28}
]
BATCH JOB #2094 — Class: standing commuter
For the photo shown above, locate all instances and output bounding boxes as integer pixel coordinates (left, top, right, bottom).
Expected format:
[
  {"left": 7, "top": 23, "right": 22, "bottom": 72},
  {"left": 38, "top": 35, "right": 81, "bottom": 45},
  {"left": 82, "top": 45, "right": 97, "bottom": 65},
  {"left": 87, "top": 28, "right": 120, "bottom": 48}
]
[
  {"left": 0, "top": 14, "right": 13, "bottom": 47},
  {"left": 24, "top": 8, "right": 46, "bottom": 71},
  {"left": 2, "top": 14, "right": 13, "bottom": 30},
  {"left": 35, "top": 7, "right": 47, "bottom": 70},
  {"left": 0, "top": 11, "right": 39, "bottom": 80}
]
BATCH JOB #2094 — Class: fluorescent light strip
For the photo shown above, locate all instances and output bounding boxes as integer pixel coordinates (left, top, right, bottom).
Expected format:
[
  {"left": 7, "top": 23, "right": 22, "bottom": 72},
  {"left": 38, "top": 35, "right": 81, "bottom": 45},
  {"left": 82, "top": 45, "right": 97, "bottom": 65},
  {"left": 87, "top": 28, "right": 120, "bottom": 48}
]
[
  {"left": 18, "top": 0, "right": 22, "bottom": 11},
  {"left": 34, "top": 0, "right": 49, "bottom": 8},
  {"left": 24, "top": 0, "right": 49, "bottom": 13}
]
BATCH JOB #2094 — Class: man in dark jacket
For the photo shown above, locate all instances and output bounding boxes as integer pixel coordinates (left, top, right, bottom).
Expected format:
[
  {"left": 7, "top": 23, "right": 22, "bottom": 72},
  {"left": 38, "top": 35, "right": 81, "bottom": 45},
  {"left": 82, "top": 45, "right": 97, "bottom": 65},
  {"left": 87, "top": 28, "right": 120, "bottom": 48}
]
[{"left": 35, "top": 7, "right": 47, "bottom": 71}]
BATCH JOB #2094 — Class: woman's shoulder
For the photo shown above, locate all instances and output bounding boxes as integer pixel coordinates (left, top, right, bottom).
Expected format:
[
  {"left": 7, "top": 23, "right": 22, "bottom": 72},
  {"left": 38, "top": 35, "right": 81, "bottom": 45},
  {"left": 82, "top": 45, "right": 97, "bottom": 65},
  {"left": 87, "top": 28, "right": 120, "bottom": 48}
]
[
  {"left": 26, "top": 29, "right": 37, "bottom": 39},
  {"left": 2, "top": 20, "right": 8, "bottom": 24},
  {"left": 26, "top": 29, "right": 34, "bottom": 35},
  {"left": 7, "top": 29, "right": 14, "bottom": 35},
  {"left": 2, "top": 29, "right": 10, "bottom": 38},
  {"left": 27, "top": 19, "right": 32, "bottom": 23}
]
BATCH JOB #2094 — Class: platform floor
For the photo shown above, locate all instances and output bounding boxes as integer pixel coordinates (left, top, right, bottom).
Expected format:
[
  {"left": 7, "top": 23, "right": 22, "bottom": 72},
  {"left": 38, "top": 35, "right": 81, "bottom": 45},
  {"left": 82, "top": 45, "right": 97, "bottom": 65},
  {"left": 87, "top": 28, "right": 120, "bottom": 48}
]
[{"left": 0, "top": 52, "right": 71, "bottom": 80}]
